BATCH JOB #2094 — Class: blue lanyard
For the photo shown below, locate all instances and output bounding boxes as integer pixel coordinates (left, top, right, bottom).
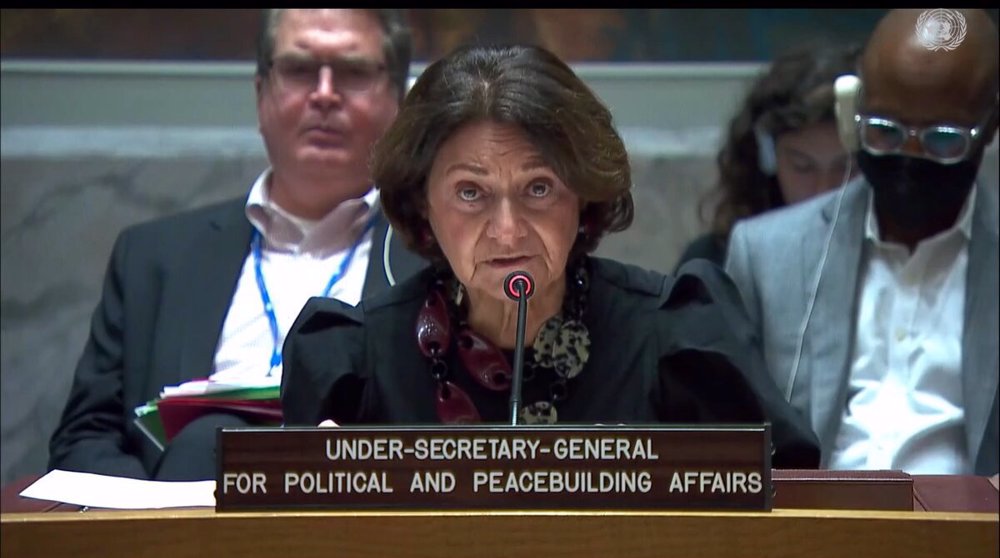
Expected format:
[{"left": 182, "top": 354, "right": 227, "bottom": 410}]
[{"left": 251, "top": 215, "right": 377, "bottom": 374}]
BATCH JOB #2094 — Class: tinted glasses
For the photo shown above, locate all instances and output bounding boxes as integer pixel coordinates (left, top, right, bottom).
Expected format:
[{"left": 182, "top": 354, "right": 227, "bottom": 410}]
[{"left": 856, "top": 113, "right": 991, "bottom": 165}]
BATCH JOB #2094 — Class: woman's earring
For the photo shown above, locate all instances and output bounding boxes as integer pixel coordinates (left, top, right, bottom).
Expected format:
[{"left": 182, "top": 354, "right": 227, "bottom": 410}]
[
  {"left": 579, "top": 216, "right": 600, "bottom": 240},
  {"left": 420, "top": 227, "right": 435, "bottom": 248}
]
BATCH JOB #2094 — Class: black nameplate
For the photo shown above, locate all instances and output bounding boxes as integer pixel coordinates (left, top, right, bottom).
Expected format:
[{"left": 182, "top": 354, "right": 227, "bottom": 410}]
[{"left": 216, "top": 424, "right": 772, "bottom": 511}]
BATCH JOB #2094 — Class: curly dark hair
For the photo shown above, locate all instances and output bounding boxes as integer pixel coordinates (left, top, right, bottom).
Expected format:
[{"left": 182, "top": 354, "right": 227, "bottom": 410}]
[
  {"left": 374, "top": 44, "right": 634, "bottom": 263},
  {"left": 706, "top": 42, "right": 861, "bottom": 244}
]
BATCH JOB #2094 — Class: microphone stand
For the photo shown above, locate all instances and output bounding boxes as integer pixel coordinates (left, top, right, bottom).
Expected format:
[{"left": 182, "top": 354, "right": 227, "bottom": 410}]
[{"left": 509, "top": 282, "right": 528, "bottom": 426}]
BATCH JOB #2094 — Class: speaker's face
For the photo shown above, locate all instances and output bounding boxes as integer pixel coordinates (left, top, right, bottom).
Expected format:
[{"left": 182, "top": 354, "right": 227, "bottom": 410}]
[
  {"left": 424, "top": 120, "right": 581, "bottom": 309},
  {"left": 774, "top": 122, "right": 857, "bottom": 205}
]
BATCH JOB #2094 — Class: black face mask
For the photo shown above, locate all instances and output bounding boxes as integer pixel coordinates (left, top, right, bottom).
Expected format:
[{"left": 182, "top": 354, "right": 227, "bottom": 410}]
[{"left": 856, "top": 150, "right": 981, "bottom": 232}]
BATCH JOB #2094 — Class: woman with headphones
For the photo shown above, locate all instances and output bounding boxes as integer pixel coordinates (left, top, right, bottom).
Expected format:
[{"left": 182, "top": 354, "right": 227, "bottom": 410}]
[{"left": 676, "top": 43, "right": 861, "bottom": 269}]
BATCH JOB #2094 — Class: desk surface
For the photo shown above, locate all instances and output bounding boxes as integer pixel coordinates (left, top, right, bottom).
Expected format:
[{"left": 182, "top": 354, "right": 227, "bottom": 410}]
[
  {"left": 2, "top": 507, "right": 997, "bottom": 558},
  {"left": 5, "top": 471, "right": 997, "bottom": 514},
  {"left": 2, "top": 473, "right": 997, "bottom": 558}
]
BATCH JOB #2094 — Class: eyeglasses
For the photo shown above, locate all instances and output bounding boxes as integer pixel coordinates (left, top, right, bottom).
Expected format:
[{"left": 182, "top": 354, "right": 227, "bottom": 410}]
[
  {"left": 269, "top": 56, "right": 387, "bottom": 95},
  {"left": 855, "top": 113, "right": 991, "bottom": 165}
]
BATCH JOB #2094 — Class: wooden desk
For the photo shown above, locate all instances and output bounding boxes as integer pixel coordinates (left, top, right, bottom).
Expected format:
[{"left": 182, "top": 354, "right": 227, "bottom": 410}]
[
  {"left": 2, "top": 507, "right": 997, "bottom": 558},
  {"left": 3, "top": 473, "right": 996, "bottom": 558}
]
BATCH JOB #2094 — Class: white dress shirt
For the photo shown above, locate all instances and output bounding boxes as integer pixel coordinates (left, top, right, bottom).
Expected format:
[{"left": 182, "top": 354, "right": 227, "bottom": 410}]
[
  {"left": 210, "top": 169, "right": 379, "bottom": 384},
  {"left": 829, "top": 188, "right": 976, "bottom": 474}
]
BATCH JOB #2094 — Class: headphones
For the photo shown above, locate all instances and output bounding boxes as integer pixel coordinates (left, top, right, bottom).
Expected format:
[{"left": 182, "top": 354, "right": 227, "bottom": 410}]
[
  {"left": 782, "top": 73, "right": 860, "bottom": 402},
  {"left": 833, "top": 74, "right": 862, "bottom": 152},
  {"left": 755, "top": 125, "right": 778, "bottom": 175},
  {"left": 383, "top": 225, "right": 398, "bottom": 287},
  {"left": 833, "top": 74, "right": 1000, "bottom": 155},
  {"left": 758, "top": 74, "right": 863, "bottom": 178}
]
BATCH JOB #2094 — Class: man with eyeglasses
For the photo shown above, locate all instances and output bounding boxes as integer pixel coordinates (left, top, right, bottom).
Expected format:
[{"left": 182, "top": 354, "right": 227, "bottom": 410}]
[
  {"left": 49, "top": 9, "right": 424, "bottom": 481},
  {"left": 726, "top": 9, "right": 998, "bottom": 475}
]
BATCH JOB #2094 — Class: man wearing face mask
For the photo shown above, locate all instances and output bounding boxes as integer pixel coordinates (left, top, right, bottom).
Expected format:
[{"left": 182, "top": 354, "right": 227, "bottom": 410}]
[{"left": 726, "top": 8, "right": 999, "bottom": 475}]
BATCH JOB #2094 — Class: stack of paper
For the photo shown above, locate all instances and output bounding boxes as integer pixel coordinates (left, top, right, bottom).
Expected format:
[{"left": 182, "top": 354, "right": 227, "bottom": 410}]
[
  {"left": 20, "top": 470, "right": 216, "bottom": 509},
  {"left": 134, "top": 378, "right": 282, "bottom": 450}
]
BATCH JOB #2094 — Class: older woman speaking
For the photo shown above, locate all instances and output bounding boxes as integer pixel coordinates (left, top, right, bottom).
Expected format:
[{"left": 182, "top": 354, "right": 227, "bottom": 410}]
[{"left": 281, "top": 44, "right": 819, "bottom": 468}]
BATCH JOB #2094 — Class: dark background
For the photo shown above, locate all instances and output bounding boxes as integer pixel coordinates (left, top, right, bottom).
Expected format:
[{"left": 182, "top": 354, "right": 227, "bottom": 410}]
[{"left": 0, "top": 9, "right": 910, "bottom": 63}]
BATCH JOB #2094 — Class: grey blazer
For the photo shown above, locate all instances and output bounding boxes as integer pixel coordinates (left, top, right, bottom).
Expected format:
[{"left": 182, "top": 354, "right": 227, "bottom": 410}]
[{"left": 726, "top": 177, "right": 998, "bottom": 475}]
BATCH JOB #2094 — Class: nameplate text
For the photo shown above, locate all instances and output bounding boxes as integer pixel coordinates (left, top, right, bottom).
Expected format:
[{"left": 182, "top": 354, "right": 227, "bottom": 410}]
[{"left": 216, "top": 425, "right": 772, "bottom": 511}]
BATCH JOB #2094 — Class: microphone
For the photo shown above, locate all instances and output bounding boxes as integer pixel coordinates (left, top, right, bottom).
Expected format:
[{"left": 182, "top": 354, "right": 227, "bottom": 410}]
[{"left": 503, "top": 270, "right": 534, "bottom": 426}]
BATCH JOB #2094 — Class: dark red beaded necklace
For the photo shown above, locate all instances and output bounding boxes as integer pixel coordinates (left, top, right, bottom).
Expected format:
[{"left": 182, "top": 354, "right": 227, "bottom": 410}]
[{"left": 415, "top": 263, "right": 590, "bottom": 424}]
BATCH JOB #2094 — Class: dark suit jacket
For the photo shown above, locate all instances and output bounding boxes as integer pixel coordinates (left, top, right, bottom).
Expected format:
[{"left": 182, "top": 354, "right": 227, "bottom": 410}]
[
  {"left": 48, "top": 196, "right": 424, "bottom": 479},
  {"left": 674, "top": 232, "right": 727, "bottom": 272},
  {"left": 282, "top": 257, "right": 821, "bottom": 469}
]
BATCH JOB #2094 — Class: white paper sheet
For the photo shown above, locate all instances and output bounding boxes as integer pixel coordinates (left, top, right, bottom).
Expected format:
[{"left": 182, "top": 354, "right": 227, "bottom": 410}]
[
  {"left": 19, "top": 470, "right": 215, "bottom": 509},
  {"left": 160, "top": 377, "right": 280, "bottom": 398}
]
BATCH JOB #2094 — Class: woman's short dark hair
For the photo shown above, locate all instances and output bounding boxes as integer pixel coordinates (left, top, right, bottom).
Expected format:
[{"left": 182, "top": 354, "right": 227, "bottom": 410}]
[
  {"left": 707, "top": 42, "right": 861, "bottom": 241},
  {"left": 256, "top": 9, "right": 412, "bottom": 102},
  {"left": 374, "top": 44, "right": 634, "bottom": 263}
]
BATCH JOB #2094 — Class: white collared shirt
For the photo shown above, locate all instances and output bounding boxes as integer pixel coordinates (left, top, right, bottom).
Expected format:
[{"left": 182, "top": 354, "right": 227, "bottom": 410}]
[
  {"left": 210, "top": 169, "right": 379, "bottom": 384},
  {"left": 829, "top": 187, "right": 976, "bottom": 474}
]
